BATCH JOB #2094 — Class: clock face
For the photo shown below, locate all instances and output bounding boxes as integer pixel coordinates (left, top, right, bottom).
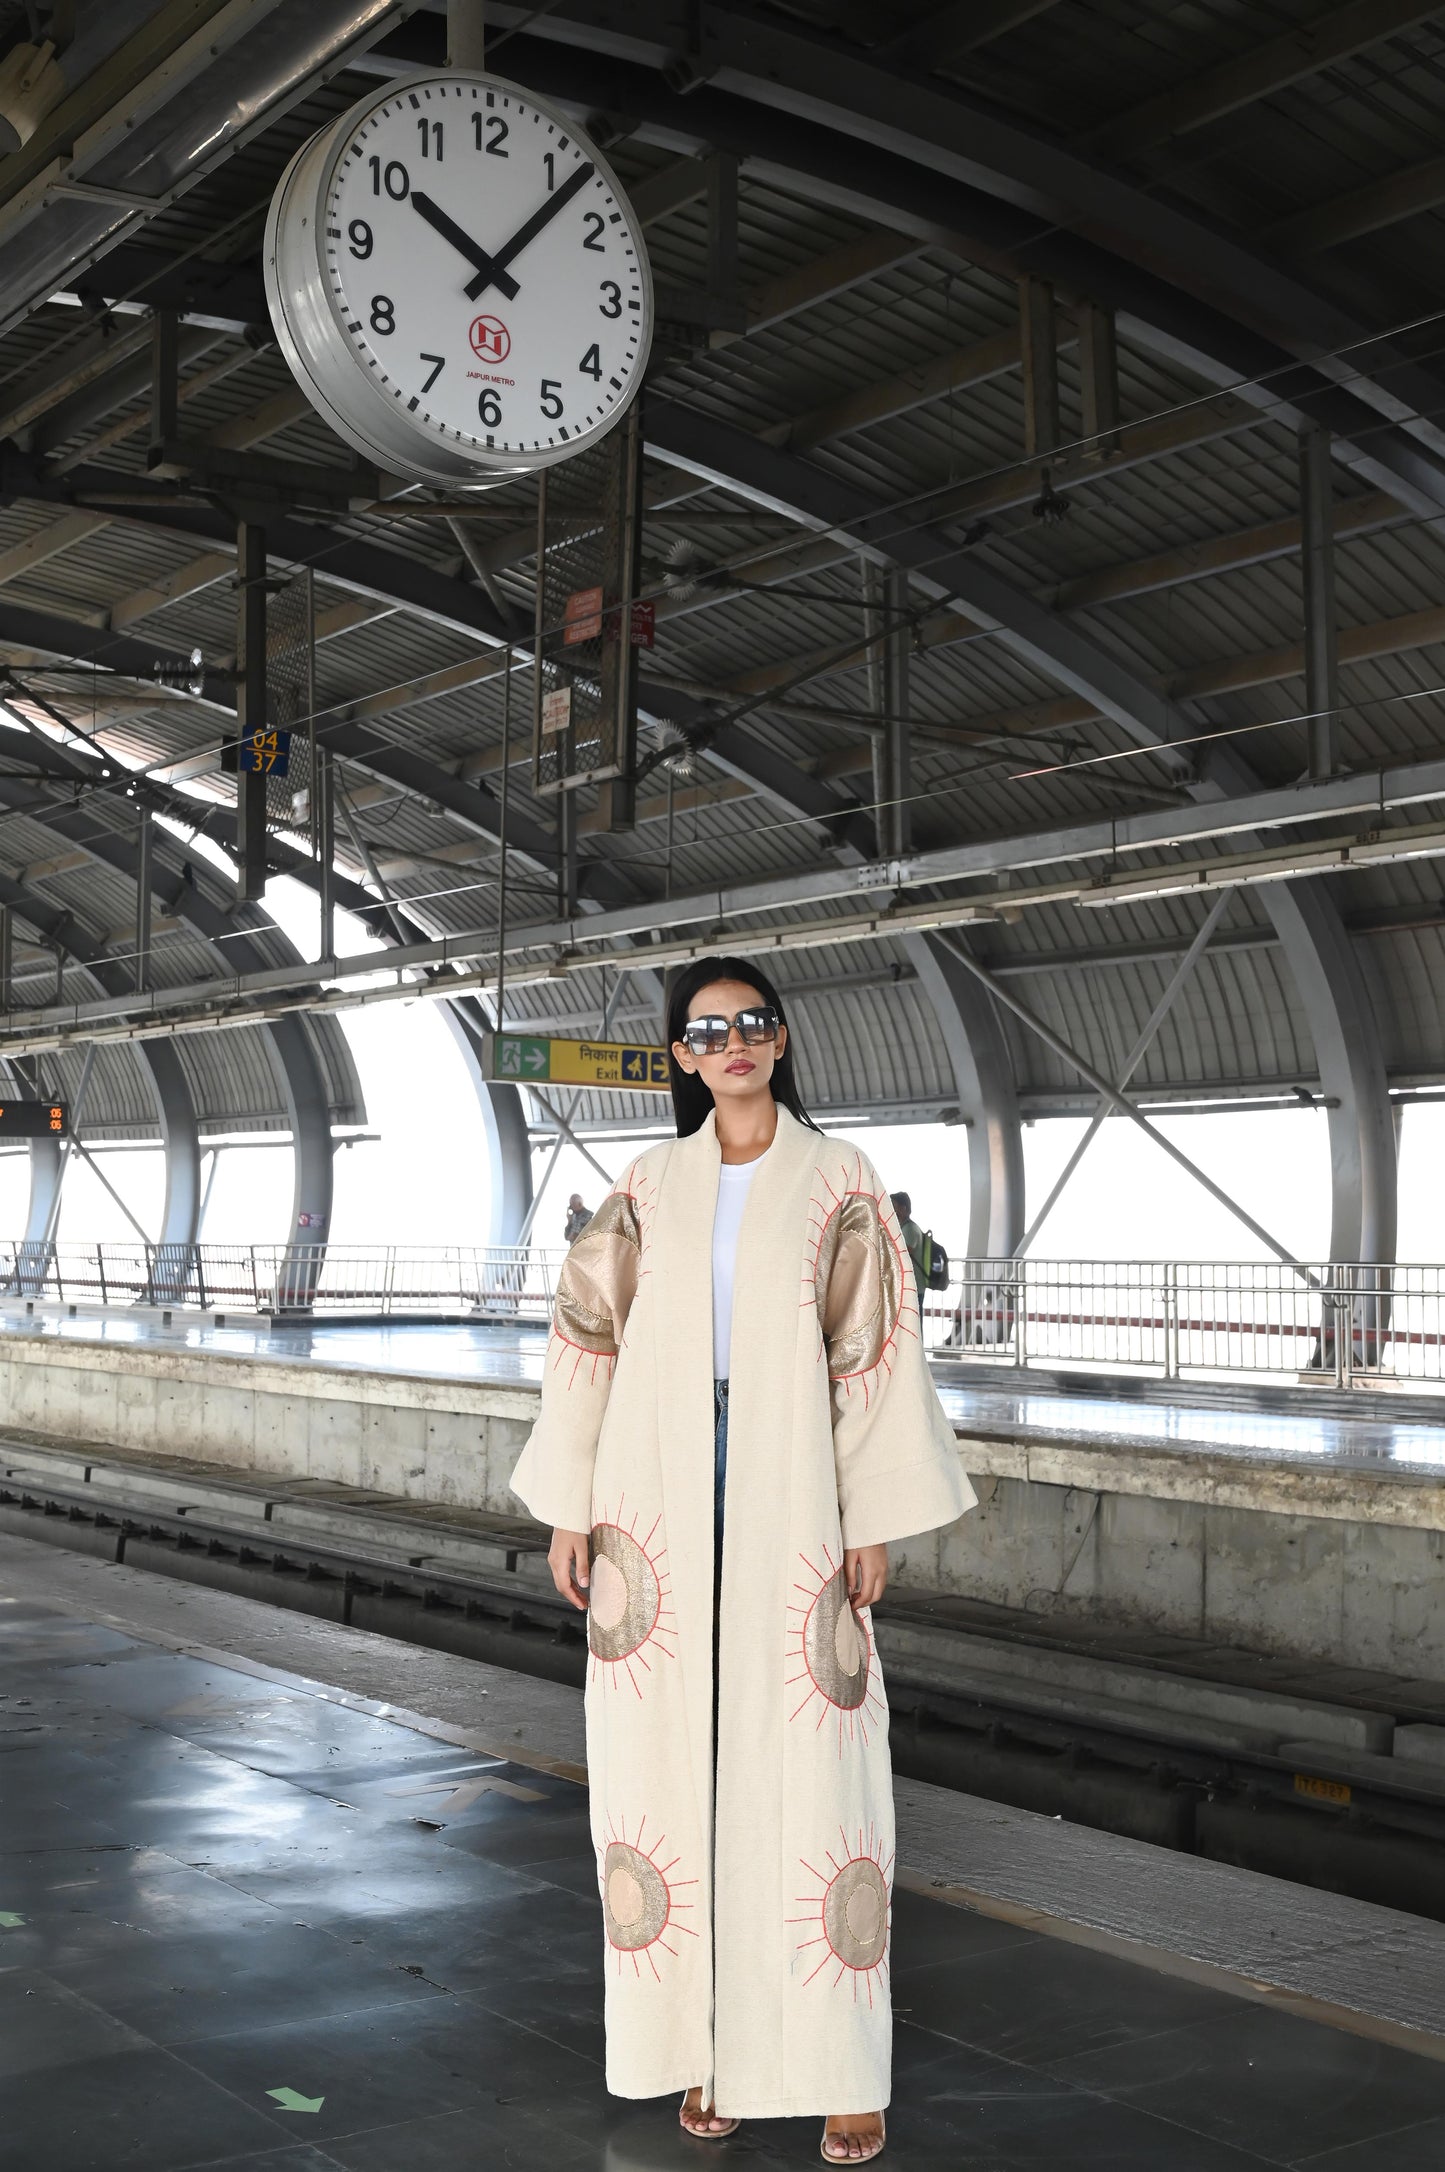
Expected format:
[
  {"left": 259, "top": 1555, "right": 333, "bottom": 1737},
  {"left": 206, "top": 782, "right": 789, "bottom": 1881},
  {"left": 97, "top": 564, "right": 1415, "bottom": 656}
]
[{"left": 267, "top": 74, "right": 653, "bottom": 477}]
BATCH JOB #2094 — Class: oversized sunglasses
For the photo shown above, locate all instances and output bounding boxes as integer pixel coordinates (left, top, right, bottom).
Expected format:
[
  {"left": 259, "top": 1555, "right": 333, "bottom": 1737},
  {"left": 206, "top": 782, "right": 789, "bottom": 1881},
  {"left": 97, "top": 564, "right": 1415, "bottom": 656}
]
[{"left": 679, "top": 1005, "right": 781, "bottom": 1057}]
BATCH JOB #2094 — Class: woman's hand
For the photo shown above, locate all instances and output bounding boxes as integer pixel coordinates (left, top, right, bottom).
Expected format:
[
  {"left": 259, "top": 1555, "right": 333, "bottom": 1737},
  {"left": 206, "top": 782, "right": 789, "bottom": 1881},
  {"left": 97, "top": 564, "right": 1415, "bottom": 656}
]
[
  {"left": 843, "top": 1544, "right": 888, "bottom": 1610},
  {"left": 548, "top": 1528, "right": 591, "bottom": 1610}
]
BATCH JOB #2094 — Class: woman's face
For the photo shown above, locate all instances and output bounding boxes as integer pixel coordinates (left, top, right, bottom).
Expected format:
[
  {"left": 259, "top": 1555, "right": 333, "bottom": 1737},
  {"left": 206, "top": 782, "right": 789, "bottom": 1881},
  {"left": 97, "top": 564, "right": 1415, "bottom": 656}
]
[{"left": 671, "top": 977, "right": 787, "bottom": 1113}]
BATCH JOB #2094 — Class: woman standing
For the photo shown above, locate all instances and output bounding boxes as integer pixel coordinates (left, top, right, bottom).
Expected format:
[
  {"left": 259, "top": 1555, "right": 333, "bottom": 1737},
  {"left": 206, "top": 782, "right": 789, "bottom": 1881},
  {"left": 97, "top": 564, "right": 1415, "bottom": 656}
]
[{"left": 510, "top": 957, "right": 975, "bottom": 2161}]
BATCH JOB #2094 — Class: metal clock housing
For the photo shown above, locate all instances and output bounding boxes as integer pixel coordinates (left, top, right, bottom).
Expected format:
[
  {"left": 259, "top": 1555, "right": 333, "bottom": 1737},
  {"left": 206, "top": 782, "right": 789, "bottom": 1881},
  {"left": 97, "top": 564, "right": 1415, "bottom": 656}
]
[{"left": 265, "top": 72, "right": 654, "bottom": 481}]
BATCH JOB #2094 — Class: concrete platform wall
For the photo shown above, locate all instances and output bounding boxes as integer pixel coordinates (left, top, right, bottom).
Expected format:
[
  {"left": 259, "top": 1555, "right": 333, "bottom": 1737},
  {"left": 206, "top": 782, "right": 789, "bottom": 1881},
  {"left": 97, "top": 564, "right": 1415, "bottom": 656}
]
[{"left": 7, "top": 1335, "right": 1445, "bottom": 1678}]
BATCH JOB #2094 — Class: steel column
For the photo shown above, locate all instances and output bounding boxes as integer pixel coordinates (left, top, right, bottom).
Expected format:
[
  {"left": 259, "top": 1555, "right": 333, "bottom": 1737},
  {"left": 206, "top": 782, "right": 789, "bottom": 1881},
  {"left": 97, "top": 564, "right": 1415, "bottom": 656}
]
[
  {"left": 1018, "top": 278, "right": 1060, "bottom": 460},
  {"left": 873, "top": 567, "right": 911, "bottom": 860},
  {"left": 446, "top": 0, "right": 486, "bottom": 68},
  {"left": 906, "top": 932, "right": 1024, "bottom": 1256},
  {"left": 146, "top": 1040, "right": 202, "bottom": 1283},
  {"left": 1300, "top": 424, "right": 1341, "bottom": 781},
  {"left": 274, "top": 1015, "right": 334, "bottom": 1296},
  {"left": 234, "top": 521, "right": 269, "bottom": 904},
  {"left": 1078, "top": 299, "right": 1120, "bottom": 458},
  {"left": 134, "top": 809, "right": 152, "bottom": 990},
  {"left": 1201, "top": 745, "right": 1396, "bottom": 1263},
  {"left": 440, "top": 1002, "right": 535, "bottom": 1244}
]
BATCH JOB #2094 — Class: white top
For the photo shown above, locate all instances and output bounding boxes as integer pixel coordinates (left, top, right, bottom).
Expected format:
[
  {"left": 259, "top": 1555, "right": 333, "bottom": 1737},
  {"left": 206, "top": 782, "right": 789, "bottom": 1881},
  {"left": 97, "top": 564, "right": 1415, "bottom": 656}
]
[{"left": 712, "top": 1154, "right": 765, "bottom": 1378}]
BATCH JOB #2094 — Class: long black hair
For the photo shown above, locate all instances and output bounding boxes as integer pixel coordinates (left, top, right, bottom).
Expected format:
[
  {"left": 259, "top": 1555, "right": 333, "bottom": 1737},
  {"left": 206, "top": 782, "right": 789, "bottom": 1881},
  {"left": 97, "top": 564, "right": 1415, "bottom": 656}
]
[{"left": 665, "top": 955, "right": 822, "bottom": 1139}]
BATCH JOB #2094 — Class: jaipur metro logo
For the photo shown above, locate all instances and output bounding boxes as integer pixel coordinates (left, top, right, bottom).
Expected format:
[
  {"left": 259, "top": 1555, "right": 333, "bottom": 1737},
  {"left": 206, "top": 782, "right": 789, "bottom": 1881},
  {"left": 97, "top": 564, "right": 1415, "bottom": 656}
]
[{"left": 469, "top": 315, "right": 510, "bottom": 363}]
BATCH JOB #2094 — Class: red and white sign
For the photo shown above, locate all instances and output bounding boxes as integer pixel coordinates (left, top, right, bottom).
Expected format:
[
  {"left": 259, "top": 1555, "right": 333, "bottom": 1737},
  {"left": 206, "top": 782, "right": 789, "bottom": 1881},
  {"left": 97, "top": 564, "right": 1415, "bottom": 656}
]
[
  {"left": 469, "top": 314, "right": 511, "bottom": 363},
  {"left": 563, "top": 585, "right": 604, "bottom": 645}
]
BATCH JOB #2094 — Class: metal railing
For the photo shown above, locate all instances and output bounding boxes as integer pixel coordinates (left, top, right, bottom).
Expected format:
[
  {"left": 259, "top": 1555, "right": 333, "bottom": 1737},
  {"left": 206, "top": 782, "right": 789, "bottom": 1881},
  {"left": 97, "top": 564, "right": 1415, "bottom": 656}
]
[
  {"left": 928, "top": 1258, "right": 1445, "bottom": 1387},
  {"left": 0, "top": 1242, "right": 566, "bottom": 1322},
  {"left": 5, "top": 1241, "right": 1444, "bottom": 1388}
]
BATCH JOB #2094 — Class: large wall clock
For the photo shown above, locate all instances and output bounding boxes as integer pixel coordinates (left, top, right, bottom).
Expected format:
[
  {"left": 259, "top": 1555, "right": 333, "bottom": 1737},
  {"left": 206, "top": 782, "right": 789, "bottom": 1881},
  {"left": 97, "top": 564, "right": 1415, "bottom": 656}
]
[{"left": 265, "top": 72, "right": 654, "bottom": 483}]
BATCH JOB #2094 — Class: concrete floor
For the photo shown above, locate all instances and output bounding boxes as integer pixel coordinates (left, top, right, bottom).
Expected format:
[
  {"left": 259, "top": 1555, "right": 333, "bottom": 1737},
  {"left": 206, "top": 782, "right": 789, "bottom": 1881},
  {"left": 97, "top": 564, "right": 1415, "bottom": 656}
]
[
  {"left": 4, "top": 1306, "right": 1445, "bottom": 1478},
  {"left": 5, "top": 1532, "right": 1445, "bottom": 2170}
]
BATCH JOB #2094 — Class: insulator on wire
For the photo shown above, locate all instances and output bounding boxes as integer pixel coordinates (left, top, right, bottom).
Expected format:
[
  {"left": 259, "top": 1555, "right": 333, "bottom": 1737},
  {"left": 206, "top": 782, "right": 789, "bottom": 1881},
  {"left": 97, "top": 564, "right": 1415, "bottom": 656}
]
[{"left": 151, "top": 647, "right": 206, "bottom": 697}]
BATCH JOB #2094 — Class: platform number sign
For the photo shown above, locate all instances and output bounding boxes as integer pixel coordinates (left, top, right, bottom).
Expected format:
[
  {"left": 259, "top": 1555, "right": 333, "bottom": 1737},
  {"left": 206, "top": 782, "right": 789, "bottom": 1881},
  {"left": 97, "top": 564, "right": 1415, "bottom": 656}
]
[
  {"left": 222, "top": 728, "right": 291, "bottom": 777},
  {"left": 265, "top": 73, "right": 654, "bottom": 482}
]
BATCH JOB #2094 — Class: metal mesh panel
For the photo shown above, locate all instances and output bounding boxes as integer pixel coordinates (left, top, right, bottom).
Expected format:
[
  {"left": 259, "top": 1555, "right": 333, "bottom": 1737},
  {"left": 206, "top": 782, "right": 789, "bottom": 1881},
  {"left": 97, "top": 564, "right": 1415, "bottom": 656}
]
[
  {"left": 532, "top": 411, "right": 641, "bottom": 798},
  {"left": 267, "top": 567, "right": 314, "bottom": 834}
]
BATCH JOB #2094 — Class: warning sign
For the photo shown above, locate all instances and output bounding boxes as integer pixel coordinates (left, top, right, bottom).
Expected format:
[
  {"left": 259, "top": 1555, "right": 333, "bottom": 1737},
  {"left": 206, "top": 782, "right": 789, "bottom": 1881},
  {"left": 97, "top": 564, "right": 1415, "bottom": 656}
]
[
  {"left": 486, "top": 1035, "right": 671, "bottom": 1091},
  {"left": 563, "top": 585, "right": 604, "bottom": 645},
  {"left": 540, "top": 685, "right": 572, "bottom": 736}
]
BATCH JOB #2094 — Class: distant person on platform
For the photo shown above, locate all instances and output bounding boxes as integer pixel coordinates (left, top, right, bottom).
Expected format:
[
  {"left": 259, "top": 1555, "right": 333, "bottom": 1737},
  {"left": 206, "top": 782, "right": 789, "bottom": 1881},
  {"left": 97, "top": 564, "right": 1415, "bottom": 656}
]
[
  {"left": 891, "top": 1192, "right": 927, "bottom": 1303},
  {"left": 564, "top": 1194, "right": 592, "bottom": 1245}
]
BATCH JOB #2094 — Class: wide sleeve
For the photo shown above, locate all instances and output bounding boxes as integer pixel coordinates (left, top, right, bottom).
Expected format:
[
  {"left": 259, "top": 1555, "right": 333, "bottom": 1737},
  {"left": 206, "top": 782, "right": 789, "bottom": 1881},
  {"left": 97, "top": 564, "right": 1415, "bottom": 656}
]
[
  {"left": 814, "top": 1161, "right": 976, "bottom": 1549},
  {"left": 509, "top": 1183, "right": 642, "bottom": 1531}
]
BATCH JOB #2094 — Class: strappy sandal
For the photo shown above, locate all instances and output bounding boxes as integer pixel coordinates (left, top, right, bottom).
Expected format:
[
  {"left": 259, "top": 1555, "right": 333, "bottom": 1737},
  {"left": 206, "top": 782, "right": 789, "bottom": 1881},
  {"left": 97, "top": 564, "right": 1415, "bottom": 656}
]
[
  {"left": 679, "top": 2090, "right": 740, "bottom": 2140},
  {"left": 821, "top": 2112, "right": 885, "bottom": 2162}
]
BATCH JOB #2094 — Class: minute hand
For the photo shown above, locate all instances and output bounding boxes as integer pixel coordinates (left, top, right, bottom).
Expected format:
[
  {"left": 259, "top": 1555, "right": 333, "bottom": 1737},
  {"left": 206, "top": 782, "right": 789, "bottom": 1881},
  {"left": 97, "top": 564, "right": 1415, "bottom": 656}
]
[{"left": 464, "top": 160, "right": 596, "bottom": 302}]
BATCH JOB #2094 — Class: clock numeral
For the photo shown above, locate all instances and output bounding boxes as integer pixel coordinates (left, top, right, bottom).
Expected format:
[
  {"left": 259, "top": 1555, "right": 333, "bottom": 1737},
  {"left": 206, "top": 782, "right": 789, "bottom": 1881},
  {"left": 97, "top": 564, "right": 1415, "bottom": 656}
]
[
  {"left": 582, "top": 210, "right": 606, "bottom": 252},
  {"left": 598, "top": 280, "right": 621, "bottom": 319},
  {"left": 578, "top": 343, "right": 602, "bottom": 381},
  {"left": 370, "top": 294, "right": 396, "bottom": 335},
  {"left": 478, "top": 387, "right": 503, "bottom": 427},
  {"left": 540, "top": 378, "right": 563, "bottom": 420},
  {"left": 347, "top": 219, "right": 373, "bottom": 260},
  {"left": 419, "top": 352, "right": 445, "bottom": 394},
  {"left": 368, "top": 156, "right": 409, "bottom": 200},
  {"left": 417, "top": 118, "right": 443, "bottom": 159},
  {"left": 543, "top": 151, "right": 556, "bottom": 191},
  {"left": 474, "top": 111, "right": 509, "bottom": 156}
]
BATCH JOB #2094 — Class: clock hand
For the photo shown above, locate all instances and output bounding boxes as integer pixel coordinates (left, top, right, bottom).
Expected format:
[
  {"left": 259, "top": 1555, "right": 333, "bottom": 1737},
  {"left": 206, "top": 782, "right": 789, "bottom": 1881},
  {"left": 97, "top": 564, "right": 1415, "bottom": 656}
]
[
  {"left": 463, "top": 160, "right": 596, "bottom": 301},
  {"left": 410, "top": 191, "right": 521, "bottom": 304}
]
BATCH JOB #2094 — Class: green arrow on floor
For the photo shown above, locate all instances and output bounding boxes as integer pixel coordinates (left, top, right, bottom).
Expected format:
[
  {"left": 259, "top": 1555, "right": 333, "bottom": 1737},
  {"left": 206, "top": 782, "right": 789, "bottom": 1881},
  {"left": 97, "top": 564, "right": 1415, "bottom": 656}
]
[
  {"left": 0, "top": 1912, "right": 25, "bottom": 1929},
  {"left": 267, "top": 2087, "right": 325, "bottom": 2114}
]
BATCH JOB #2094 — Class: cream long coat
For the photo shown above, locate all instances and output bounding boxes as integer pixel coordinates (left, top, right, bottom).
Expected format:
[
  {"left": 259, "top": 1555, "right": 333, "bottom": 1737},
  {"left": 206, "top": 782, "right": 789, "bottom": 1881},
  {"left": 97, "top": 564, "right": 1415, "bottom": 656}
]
[{"left": 510, "top": 1107, "right": 975, "bottom": 2118}]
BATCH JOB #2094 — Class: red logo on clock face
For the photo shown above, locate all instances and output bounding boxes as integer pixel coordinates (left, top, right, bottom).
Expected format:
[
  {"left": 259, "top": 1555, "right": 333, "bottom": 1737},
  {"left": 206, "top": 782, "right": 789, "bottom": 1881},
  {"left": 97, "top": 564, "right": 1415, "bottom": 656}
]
[{"left": 469, "top": 314, "right": 510, "bottom": 363}]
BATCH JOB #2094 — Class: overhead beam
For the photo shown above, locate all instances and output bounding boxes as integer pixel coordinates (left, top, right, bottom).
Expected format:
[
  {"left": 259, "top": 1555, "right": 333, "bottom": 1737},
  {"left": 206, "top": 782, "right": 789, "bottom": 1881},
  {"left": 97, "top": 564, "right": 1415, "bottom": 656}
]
[
  {"left": 1263, "top": 153, "right": 1445, "bottom": 255},
  {"left": 644, "top": 400, "right": 1191, "bottom": 757},
  {"left": 1041, "top": 489, "right": 1401, "bottom": 614},
  {"left": 762, "top": 323, "right": 1021, "bottom": 453},
  {"left": 879, "top": 0, "right": 1061, "bottom": 66},
  {"left": 470, "top": 7, "right": 1445, "bottom": 517},
  {"left": 1082, "top": 0, "right": 1442, "bottom": 161}
]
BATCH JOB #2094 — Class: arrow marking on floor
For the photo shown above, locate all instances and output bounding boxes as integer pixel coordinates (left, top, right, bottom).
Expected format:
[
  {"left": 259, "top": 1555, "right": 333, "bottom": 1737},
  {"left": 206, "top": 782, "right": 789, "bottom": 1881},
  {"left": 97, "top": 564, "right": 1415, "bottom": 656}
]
[
  {"left": 267, "top": 2087, "right": 325, "bottom": 2113},
  {"left": 383, "top": 1771, "right": 546, "bottom": 1815}
]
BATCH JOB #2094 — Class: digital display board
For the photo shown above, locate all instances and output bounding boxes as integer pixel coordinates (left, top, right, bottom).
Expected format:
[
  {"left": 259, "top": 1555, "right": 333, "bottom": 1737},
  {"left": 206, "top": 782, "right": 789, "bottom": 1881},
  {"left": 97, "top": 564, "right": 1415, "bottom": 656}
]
[{"left": 0, "top": 1101, "right": 66, "bottom": 1136}]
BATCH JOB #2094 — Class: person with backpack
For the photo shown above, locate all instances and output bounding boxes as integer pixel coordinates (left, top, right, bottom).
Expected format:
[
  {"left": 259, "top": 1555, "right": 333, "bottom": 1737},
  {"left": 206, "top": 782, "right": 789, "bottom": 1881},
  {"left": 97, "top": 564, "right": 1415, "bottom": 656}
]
[
  {"left": 890, "top": 1193, "right": 951, "bottom": 1313},
  {"left": 890, "top": 1192, "right": 927, "bottom": 1303}
]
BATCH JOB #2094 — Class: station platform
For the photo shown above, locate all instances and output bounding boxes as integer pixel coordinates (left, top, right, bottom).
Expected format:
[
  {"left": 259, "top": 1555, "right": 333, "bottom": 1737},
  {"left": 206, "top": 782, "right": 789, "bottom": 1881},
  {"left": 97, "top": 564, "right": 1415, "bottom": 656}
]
[
  {"left": 6, "top": 1524, "right": 1445, "bottom": 2172},
  {"left": 3, "top": 1305, "right": 1445, "bottom": 1693}
]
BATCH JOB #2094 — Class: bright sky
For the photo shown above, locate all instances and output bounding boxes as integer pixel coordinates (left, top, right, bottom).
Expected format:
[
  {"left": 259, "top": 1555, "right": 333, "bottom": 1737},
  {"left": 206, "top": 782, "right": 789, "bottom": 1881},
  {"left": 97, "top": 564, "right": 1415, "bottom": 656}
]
[{"left": 7, "top": 872, "right": 1442, "bottom": 1264}]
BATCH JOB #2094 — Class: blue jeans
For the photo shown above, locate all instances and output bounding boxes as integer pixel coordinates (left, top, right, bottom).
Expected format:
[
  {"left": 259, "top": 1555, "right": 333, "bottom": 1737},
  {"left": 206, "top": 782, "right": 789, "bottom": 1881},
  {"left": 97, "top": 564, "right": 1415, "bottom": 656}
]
[
  {"left": 712, "top": 1380, "right": 728, "bottom": 1756},
  {"left": 713, "top": 1377, "right": 729, "bottom": 1564}
]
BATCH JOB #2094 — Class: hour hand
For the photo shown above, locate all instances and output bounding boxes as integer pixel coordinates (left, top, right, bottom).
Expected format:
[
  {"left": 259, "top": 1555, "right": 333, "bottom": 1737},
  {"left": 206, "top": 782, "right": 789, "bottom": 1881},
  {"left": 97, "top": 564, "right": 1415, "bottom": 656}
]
[{"left": 411, "top": 191, "right": 520, "bottom": 303}]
